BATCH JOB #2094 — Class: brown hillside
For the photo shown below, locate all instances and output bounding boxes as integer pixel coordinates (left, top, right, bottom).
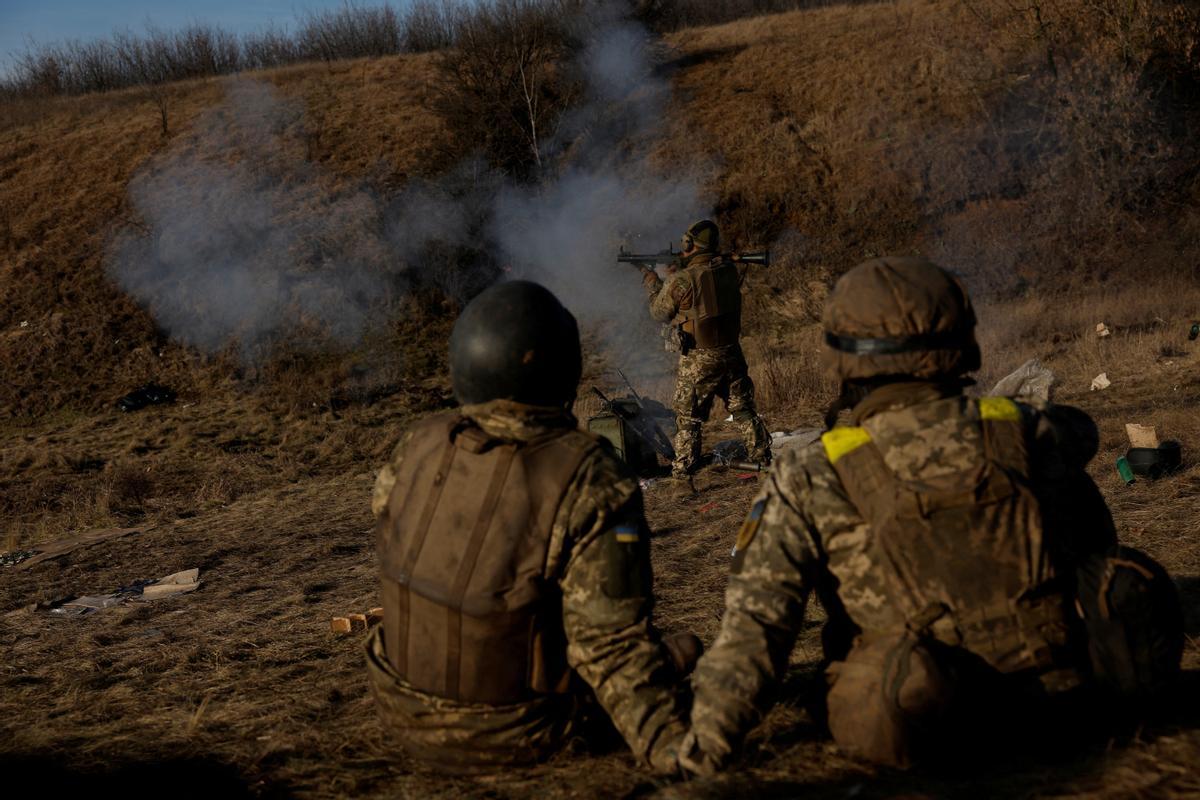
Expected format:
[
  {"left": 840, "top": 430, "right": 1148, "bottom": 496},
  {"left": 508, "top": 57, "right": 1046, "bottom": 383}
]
[{"left": 2, "top": 1, "right": 1200, "bottom": 798}]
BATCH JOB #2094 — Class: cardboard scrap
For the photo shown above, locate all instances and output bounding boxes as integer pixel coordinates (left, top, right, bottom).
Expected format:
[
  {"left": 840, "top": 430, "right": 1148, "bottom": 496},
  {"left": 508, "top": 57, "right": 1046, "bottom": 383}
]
[
  {"left": 141, "top": 568, "right": 201, "bottom": 599},
  {"left": 1096, "top": 322, "right": 1111, "bottom": 338},
  {"left": 1125, "top": 424, "right": 1160, "bottom": 449},
  {"left": 1090, "top": 372, "right": 1111, "bottom": 391}
]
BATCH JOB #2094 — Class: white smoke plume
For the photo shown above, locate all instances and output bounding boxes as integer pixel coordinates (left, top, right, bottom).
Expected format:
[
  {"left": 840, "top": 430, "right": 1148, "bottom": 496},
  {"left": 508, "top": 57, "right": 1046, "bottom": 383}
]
[{"left": 108, "top": 4, "right": 712, "bottom": 384}]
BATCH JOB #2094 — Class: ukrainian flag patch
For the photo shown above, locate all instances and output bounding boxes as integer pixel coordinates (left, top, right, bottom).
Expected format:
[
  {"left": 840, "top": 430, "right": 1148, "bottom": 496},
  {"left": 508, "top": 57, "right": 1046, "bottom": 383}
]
[{"left": 615, "top": 525, "right": 640, "bottom": 544}]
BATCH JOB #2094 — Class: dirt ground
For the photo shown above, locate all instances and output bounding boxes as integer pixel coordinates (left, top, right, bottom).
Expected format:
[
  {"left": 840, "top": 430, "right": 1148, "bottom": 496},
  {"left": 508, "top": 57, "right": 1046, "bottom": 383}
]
[
  {"left": 4, "top": 1, "right": 1200, "bottom": 796},
  {"left": 4, "top": 282, "right": 1200, "bottom": 798}
]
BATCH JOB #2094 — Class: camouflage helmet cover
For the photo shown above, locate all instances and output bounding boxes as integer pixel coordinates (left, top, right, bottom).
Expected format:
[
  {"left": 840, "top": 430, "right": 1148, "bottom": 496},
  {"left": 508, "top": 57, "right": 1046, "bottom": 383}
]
[
  {"left": 821, "top": 257, "right": 980, "bottom": 382},
  {"left": 683, "top": 219, "right": 719, "bottom": 253}
]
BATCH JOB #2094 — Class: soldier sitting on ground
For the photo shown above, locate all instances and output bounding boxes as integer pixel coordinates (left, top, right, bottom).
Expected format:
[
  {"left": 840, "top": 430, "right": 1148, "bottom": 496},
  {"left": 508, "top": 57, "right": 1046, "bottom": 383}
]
[
  {"left": 366, "top": 280, "right": 700, "bottom": 774},
  {"left": 642, "top": 220, "right": 771, "bottom": 486},
  {"left": 678, "top": 257, "right": 1184, "bottom": 773}
]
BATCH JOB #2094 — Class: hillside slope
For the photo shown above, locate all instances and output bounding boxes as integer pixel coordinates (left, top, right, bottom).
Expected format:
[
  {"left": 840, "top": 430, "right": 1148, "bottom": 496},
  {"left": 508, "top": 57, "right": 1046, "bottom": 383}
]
[{"left": 2, "top": 1, "right": 1200, "bottom": 798}]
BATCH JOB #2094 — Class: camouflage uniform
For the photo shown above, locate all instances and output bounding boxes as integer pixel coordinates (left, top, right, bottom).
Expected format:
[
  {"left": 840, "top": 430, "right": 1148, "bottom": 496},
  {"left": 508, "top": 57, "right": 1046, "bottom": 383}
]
[
  {"left": 682, "top": 381, "right": 1119, "bottom": 773},
  {"left": 368, "top": 399, "right": 688, "bottom": 773},
  {"left": 645, "top": 253, "right": 770, "bottom": 476}
]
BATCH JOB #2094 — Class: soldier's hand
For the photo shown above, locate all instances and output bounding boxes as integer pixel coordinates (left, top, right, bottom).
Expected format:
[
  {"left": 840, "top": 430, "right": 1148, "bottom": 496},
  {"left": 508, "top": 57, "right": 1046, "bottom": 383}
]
[
  {"left": 676, "top": 730, "right": 723, "bottom": 777},
  {"left": 641, "top": 266, "right": 660, "bottom": 289}
]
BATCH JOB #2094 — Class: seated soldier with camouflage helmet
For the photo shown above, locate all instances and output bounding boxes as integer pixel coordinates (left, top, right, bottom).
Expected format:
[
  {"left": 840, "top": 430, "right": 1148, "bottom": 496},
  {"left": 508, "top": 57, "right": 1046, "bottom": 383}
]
[
  {"left": 642, "top": 220, "right": 771, "bottom": 483},
  {"left": 679, "top": 257, "right": 1184, "bottom": 773},
  {"left": 367, "top": 280, "right": 700, "bottom": 774}
]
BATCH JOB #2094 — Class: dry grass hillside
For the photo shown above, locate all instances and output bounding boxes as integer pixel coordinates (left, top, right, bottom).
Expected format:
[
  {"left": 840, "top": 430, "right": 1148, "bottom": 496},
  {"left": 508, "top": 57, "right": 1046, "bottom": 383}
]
[{"left": 2, "top": 1, "right": 1200, "bottom": 797}]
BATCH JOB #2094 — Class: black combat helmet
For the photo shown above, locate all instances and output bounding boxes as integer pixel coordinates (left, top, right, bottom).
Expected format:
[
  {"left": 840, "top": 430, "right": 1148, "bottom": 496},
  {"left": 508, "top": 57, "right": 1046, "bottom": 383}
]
[{"left": 449, "top": 280, "right": 582, "bottom": 408}]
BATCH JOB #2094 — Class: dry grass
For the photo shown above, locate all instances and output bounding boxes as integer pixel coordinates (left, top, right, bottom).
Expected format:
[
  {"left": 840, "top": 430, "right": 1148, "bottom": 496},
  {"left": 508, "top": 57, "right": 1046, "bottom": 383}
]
[{"left": 2, "top": 1, "right": 1200, "bottom": 797}]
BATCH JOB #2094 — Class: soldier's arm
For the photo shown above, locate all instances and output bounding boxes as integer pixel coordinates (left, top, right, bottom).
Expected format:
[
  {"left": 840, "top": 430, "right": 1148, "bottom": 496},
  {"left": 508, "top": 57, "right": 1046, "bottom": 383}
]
[
  {"left": 648, "top": 273, "right": 689, "bottom": 323},
  {"left": 370, "top": 430, "right": 415, "bottom": 518},
  {"left": 683, "top": 449, "right": 825, "bottom": 774},
  {"left": 557, "top": 453, "right": 688, "bottom": 773}
]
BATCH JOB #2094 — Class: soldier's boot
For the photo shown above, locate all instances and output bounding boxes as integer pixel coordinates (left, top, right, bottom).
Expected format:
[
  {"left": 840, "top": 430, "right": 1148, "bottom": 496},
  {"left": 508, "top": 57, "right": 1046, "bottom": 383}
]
[
  {"left": 671, "top": 415, "right": 703, "bottom": 478},
  {"left": 733, "top": 409, "right": 772, "bottom": 467},
  {"left": 659, "top": 475, "right": 697, "bottom": 500}
]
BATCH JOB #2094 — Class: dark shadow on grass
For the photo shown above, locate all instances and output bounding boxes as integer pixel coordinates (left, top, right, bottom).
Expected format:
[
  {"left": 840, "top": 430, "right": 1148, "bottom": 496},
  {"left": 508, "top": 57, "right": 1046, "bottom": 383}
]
[
  {"left": 1174, "top": 574, "right": 1200, "bottom": 636},
  {"left": 0, "top": 754, "right": 285, "bottom": 798}
]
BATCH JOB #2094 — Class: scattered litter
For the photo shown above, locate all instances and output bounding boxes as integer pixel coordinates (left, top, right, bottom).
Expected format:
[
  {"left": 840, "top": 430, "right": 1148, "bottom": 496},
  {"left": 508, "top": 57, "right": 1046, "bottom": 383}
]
[
  {"left": 1095, "top": 322, "right": 1111, "bottom": 338},
  {"left": 724, "top": 414, "right": 734, "bottom": 422},
  {"left": 698, "top": 501, "right": 721, "bottom": 514},
  {"left": 735, "top": 473, "right": 757, "bottom": 482},
  {"left": 1125, "top": 424, "right": 1159, "bottom": 449},
  {"left": 1126, "top": 440, "right": 1183, "bottom": 479},
  {"left": 332, "top": 607, "right": 383, "bottom": 635},
  {"left": 710, "top": 439, "right": 749, "bottom": 465},
  {"left": 992, "top": 359, "right": 1057, "bottom": 402},
  {"left": 1190, "top": 322, "right": 1199, "bottom": 341},
  {"left": 141, "top": 568, "right": 200, "bottom": 599},
  {"left": 13, "top": 526, "right": 143, "bottom": 571},
  {"left": 49, "top": 567, "right": 201, "bottom": 617},
  {"left": 1116, "top": 456, "right": 1136, "bottom": 486},
  {"left": 0, "top": 550, "right": 38, "bottom": 568},
  {"left": 638, "top": 477, "right": 658, "bottom": 491},
  {"left": 771, "top": 427, "right": 822, "bottom": 453},
  {"left": 1090, "top": 372, "right": 1111, "bottom": 391},
  {"left": 117, "top": 383, "right": 176, "bottom": 412},
  {"left": 19, "top": 320, "right": 28, "bottom": 328}
]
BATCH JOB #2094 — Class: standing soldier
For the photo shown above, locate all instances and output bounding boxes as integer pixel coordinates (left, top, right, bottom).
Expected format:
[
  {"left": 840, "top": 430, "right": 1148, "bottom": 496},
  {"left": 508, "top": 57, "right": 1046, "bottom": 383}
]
[
  {"left": 679, "top": 257, "right": 1183, "bottom": 773},
  {"left": 642, "top": 220, "right": 771, "bottom": 485},
  {"left": 366, "top": 280, "right": 699, "bottom": 774}
]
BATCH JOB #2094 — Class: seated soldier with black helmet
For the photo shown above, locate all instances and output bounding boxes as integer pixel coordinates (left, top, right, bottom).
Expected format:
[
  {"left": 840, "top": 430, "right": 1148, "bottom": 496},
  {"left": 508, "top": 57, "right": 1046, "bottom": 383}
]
[
  {"left": 678, "top": 258, "right": 1184, "bottom": 773},
  {"left": 367, "top": 280, "right": 700, "bottom": 774}
]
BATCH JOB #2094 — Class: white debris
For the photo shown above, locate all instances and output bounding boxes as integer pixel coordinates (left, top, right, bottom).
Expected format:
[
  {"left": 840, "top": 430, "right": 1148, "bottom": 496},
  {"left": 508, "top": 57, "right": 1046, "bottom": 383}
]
[
  {"left": 1095, "top": 322, "right": 1111, "bottom": 338},
  {"left": 1091, "top": 372, "right": 1112, "bottom": 391},
  {"left": 991, "top": 358, "right": 1058, "bottom": 402},
  {"left": 19, "top": 320, "right": 28, "bottom": 328},
  {"left": 771, "top": 427, "right": 822, "bottom": 453}
]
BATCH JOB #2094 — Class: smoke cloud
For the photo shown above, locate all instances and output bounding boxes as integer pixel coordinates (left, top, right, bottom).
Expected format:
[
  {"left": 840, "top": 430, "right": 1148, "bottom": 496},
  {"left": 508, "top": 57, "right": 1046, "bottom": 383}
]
[{"left": 108, "top": 4, "right": 711, "bottom": 383}]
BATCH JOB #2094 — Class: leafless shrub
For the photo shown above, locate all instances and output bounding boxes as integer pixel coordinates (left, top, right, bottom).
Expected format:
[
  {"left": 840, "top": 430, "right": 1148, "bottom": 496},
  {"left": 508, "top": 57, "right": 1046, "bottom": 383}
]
[
  {"left": 295, "top": 1, "right": 404, "bottom": 62},
  {"left": 434, "top": 0, "right": 583, "bottom": 178},
  {"left": 403, "top": 0, "right": 457, "bottom": 52}
]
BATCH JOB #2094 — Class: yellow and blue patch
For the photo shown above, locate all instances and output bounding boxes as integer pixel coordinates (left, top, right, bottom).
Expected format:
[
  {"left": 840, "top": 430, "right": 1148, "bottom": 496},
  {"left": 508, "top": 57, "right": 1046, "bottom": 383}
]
[
  {"left": 614, "top": 525, "right": 640, "bottom": 544},
  {"left": 731, "top": 499, "right": 767, "bottom": 573}
]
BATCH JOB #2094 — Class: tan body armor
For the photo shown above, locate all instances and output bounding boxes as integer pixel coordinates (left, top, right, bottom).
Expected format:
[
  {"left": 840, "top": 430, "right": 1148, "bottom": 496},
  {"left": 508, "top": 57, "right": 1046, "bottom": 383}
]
[
  {"left": 821, "top": 397, "right": 1075, "bottom": 678},
  {"left": 676, "top": 257, "right": 742, "bottom": 349},
  {"left": 376, "top": 413, "right": 599, "bottom": 705}
]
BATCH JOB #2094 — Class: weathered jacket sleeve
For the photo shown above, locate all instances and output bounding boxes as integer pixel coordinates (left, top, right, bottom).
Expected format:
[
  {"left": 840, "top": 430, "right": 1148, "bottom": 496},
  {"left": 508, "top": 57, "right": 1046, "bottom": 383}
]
[
  {"left": 684, "top": 446, "right": 826, "bottom": 773},
  {"left": 648, "top": 272, "right": 691, "bottom": 324},
  {"left": 370, "top": 430, "right": 415, "bottom": 518},
  {"left": 556, "top": 449, "right": 688, "bottom": 773}
]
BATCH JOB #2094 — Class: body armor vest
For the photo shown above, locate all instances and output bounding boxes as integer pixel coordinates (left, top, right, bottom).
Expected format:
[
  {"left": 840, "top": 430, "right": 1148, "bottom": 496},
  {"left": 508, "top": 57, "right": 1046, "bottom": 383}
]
[
  {"left": 677, "top": 256, "right": 741, "bottom": 349},
  {"left": 821, "top": 397, "right": 1075, "bottom": 678},
  {"left": 377, "top": 412, "right": 599, "bottom": 705}
]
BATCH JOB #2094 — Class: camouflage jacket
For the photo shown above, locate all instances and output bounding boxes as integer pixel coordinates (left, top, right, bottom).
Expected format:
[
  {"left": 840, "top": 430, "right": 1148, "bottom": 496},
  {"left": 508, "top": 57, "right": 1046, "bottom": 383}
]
[
  {"left": 369, "top": 399, "right": 688, "bottom": 773},
  {"left": 644, "top": 251, "right": 742, "bottom": 325},
  {"left": 683, "top": 381, "right": 1116, "bottom": 773}
]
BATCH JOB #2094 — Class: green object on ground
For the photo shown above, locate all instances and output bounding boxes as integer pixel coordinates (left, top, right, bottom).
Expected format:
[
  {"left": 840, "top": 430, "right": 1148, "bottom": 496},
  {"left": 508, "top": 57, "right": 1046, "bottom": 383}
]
[{"left": 1116, "top": 456, "right": 1135, "bottom": 486}]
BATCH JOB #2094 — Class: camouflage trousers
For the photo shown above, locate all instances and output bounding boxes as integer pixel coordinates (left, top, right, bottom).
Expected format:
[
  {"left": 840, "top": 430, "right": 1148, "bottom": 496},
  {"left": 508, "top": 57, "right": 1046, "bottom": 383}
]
[{"left": 671, "top": 344, "right": 770, "bottom": 477}]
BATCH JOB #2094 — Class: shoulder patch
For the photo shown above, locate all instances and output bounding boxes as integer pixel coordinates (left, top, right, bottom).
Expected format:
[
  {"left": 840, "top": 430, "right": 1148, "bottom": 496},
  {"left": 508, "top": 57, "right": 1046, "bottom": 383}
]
[
  {"left": 730, "top": 498, "right": 766, "bottom": 574},
  {"left": 979, "top": 396, "right": 1021, "bottom": 423},
  {"left": 821, "top": 427, "right": 872, "bottom": 464}
]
